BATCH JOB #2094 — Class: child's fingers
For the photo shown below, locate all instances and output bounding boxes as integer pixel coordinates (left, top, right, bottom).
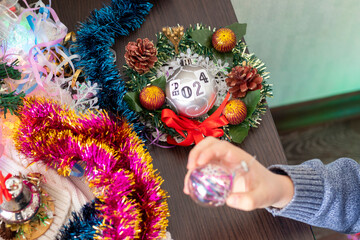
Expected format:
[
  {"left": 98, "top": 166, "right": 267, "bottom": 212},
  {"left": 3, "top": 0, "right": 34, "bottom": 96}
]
[
  {"left": 226, "top": 188, "right": 266, "bottom": 211},
  {"left": 193, "top": 140, "right": 243, "bottom": 167},
  {"left": 187, "top": 137, "right": 219, "bottom": 169},
  {"left": 183, "top": 171, "right": 192, "bottom": 195}
]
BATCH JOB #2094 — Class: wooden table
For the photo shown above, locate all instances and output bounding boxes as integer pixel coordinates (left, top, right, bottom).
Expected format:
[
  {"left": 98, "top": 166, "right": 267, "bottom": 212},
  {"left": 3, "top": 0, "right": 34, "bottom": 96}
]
[{"left": 52, "top": 0, "right": 315, "bottom": 239}]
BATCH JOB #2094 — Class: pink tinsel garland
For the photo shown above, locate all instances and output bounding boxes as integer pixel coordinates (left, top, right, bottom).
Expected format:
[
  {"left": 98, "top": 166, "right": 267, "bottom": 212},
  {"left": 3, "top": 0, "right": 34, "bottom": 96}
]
[{"left": 14, "top": 97, "right": 169, "bottom": 239}]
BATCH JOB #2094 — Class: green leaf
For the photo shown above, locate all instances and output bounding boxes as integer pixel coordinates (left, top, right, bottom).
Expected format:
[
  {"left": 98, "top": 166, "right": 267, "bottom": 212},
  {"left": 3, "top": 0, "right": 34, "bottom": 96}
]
[
  {"left": 189, "top": 29, "right": 213, "bottom": 48},
  {"left": 151, "top": 76, "right": 166, "bottom": 91},
  {"left": 212, "top": 50, "right": 234, "bottom": 67},
  {"left": 123, "top": 92, "right": 143, "bottom": 112},
  {"left": 242, "top": 90, "right": 261, "bottom": 118},
  {"left": 228, "top": 122, "right": 250, "bottom": 144},
  {"left": 225, "top": 23, "right": 247, "bottom": 42},
  {"left": 207, "top": 105, "right": 217, "bottom": 116}
]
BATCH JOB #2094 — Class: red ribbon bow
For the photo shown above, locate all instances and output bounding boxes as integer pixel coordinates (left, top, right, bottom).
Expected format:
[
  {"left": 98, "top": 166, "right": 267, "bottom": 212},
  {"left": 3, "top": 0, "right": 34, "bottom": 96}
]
[
  {"left": 161, "top": 93, "right": 230, "bottom": 146},
  {"left": 0, "top": 171, "right": 12, "bottom": 204}
]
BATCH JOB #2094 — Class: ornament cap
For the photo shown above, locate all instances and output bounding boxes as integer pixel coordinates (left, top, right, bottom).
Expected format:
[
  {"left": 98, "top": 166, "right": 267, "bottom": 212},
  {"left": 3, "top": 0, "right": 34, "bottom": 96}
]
[{"left": 0, "top": 177, "right": 41, "bottom": 224}]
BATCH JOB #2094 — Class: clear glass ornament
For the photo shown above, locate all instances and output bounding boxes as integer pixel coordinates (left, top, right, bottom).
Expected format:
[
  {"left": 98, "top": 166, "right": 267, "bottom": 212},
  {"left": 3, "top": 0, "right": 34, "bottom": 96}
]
[
  {"left": 188, "top": 160, "right": 249, "bottom": 207},
  {"left": 0, "top": 0, "right": 20, "bottom": 42}
]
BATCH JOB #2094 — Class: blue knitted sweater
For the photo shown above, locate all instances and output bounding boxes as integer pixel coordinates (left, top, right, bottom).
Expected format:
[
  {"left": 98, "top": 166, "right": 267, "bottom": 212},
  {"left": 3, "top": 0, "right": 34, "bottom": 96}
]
[{"left": 267, "top": 158, "right": 360, "bottom": 234}]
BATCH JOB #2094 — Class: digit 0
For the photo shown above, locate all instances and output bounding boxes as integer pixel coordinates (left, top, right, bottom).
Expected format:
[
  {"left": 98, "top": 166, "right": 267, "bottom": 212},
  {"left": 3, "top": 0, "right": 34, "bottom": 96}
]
[{"left": 181, "top": 86, "right": 192, "bottom": 98}]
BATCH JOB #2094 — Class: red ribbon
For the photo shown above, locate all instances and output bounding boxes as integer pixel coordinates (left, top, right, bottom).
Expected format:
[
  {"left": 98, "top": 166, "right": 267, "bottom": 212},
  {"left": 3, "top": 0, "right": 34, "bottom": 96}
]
[
  {"left": 0, "top": 171, "right": 12, "bottom": 204},
  {"left": 161, "top": 93, "right": 231, "bottom": 146}
]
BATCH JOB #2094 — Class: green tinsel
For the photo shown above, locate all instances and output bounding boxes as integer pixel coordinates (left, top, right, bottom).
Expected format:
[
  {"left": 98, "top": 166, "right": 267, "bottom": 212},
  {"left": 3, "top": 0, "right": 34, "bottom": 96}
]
[
  {"left": 179, "top": 24, "right": 215, "bottom": 58},
  {"left": 233, "top": 41, "right": 273, "bottom": 128},
  {"left": 0, "top": 61, "right": 22, "bottom": 82},
  {"left": 0, "top": 91, "right": 25, "bottom": 117}
]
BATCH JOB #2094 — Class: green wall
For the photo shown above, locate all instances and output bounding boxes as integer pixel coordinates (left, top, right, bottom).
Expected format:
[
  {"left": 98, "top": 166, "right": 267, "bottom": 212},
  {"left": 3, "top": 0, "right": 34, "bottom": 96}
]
[{"left": 231, "top": 0, "right": 360, "bottom": 107}]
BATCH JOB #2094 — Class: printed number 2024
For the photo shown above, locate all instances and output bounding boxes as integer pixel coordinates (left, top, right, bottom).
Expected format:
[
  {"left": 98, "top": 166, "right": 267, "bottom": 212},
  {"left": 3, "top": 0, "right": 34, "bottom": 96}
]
[{"left": 178, "top": 81, "right": 205, "bottom": 99}]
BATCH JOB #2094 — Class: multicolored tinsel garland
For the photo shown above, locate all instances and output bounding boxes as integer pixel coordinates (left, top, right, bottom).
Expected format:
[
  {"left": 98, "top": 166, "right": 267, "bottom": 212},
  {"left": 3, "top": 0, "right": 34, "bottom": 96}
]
[
  {"left": 72, "top": 0, "right": 153, "bottom": 134},
  {"left": 14, "top": 98, "right": 169, "bottom": 239}
]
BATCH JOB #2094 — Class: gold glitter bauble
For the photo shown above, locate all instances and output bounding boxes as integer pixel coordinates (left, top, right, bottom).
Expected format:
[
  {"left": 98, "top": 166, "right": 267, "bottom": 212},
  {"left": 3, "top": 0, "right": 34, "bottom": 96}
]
[
  {"left": 139, "top": 85, "right": 166, "bottom": 110},
  {"left": 212, "top": 28, "right": 236, "bottom": 53},
  {"left": 222, "top": 99, "right": 247, "bottom": 125}
]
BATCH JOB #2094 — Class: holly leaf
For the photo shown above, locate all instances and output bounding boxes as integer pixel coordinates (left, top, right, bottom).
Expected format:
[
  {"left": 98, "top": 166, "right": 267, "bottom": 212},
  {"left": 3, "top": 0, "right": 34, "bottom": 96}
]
[
  {"left": 189, "top": 29, "right": 213, "bottom": 48},
  {"left": 242, "top": 90, "right": 261, "bottom": 118},
  {"left": 225, "top": 23, "right": 247, "bottom": 42},
  {"left": 229, "top": 122, "right": 250, "bottom": 144},
  {"left": 151, "top": 76, "right": 166, "bottom": 91},
  {"left": 124, "top": 92, "right": 143, "bottom": 112},
  {"left": 207, "top": 105, "right": 217, "bottom": 116},
  {"left": 212, "top": 50, "right": 234, "bottom": 67}
]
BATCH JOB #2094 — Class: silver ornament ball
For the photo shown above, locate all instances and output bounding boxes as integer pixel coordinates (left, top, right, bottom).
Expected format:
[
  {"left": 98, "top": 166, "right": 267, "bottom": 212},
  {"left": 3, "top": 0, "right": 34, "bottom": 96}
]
[
  {"left": 165, "top": 65, "right": 217, "bottom": 118},
  {"left": 0, "top": 176, "right": 41, "bottom": 224}
]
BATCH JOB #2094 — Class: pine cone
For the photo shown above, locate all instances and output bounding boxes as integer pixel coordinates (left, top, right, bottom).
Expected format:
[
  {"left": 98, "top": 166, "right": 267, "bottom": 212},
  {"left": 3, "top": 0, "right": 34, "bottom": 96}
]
[
  {"left": 0, "top": 222, "right": 16, "bottom": 240},
  {"left": 124, "top": 38, "right": 158, "bottom": 74},
  {"left": 226, "top": 64, "right": 263, "bottom": 98}
]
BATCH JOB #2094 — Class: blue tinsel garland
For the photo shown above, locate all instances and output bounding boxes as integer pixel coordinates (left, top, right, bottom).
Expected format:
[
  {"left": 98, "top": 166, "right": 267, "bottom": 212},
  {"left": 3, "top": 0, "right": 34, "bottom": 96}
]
[
  {"left": 57, "top": 0, "right": 152, "bottom": 239},
  {"left": 73, "top": 0, "right": 152, "bottom": 134},
  {"left": 56, "top": 201, "right": 102, "bottom": 240}
]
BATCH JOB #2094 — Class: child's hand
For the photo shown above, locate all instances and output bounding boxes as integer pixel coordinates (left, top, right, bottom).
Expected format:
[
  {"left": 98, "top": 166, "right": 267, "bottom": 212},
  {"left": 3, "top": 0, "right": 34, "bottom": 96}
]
[{"left": 184, "top": 137, "right": 294, "bottom": 210}]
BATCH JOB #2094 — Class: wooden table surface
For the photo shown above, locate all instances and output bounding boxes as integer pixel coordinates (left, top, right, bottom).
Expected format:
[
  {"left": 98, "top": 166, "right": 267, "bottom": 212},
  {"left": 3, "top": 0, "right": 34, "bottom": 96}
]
[{"left": 52, "top": 0, "right": 315, "bottom": 239}]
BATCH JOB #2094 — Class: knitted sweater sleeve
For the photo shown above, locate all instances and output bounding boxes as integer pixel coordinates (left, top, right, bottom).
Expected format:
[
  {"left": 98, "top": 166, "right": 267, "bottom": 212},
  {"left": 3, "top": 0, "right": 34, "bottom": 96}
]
[{"left": 266, "top": 158, "right": 360, "bottom": 234}]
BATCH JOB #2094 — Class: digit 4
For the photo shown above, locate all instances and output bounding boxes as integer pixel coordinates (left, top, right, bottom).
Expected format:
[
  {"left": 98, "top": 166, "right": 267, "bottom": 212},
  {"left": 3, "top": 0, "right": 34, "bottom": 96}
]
[{"left": 199, "top": 72, "right": 209, "bottom": 83}]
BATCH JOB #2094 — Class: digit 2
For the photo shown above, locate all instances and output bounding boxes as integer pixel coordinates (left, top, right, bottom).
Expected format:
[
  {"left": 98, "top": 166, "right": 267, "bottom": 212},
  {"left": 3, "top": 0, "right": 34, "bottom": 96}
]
[{"left": 193, "top": 81, "right": 204, "bottom": 97}]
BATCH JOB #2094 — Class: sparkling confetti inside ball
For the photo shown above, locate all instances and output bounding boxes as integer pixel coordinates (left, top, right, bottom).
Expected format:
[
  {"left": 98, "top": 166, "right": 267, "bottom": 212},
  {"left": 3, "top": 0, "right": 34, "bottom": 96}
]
[
  {"left": 188, "top": 163, "right": 233, "bottom": 207},
  {"left": 212, "top": 28, "right": 237, "bottom": 53},
  {"left": 139, "top": 85, "right": 166, "bottom": 110},
  {"left": 222, "top": 99, "right": 247, "bottom": 125},
  {"left": 165, "top": 65, "right": 217, "bottom": 118}
]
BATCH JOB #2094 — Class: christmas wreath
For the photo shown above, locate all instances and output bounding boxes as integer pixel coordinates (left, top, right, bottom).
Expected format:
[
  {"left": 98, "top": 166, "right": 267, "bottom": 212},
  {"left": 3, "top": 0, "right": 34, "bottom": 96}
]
[{"left": 123, "top": 23, "right": 272, "bottom": 146}]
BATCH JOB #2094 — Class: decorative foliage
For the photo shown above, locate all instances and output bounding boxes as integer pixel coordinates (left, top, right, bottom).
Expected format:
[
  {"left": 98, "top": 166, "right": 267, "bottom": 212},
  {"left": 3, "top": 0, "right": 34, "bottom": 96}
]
[
  {"left": 0, "top": 91, "right": 25, "bottom": 117},
  {"left": 0, "top": 61, "right": 22, "bottom": 82},
  {"left": 70, "top": 81, "right": 100, "bottom": 113},
  {"left": 0, "top": 61, "right": 24, "bottom": 117},
  {"left": 14, "top": 97, "right": 169, "bottom": 239},
  {"left": 162, "top": 26, "right": 185, "bottom": 54},
  {"left": 124, "top": 23, "right": 272, "bottom": 144}
]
